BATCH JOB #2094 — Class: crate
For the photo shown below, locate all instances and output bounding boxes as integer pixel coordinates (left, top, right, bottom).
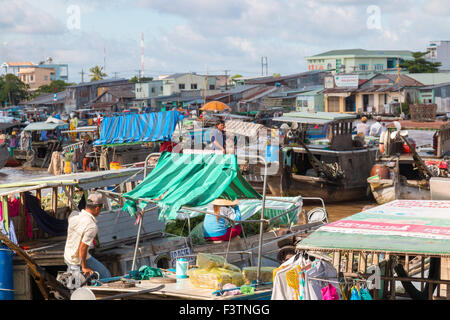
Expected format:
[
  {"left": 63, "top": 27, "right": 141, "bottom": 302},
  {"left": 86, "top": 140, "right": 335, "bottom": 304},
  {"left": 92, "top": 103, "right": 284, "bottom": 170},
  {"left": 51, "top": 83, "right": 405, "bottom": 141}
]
[{"left": 409, "top": 104, "right": 437, "bottom": 122}]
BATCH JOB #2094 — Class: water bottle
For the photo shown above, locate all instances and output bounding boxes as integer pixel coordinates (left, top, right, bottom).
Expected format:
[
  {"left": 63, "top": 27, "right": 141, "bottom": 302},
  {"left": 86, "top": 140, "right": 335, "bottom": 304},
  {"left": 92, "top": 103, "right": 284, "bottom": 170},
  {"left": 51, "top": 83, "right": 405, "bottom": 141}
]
[{"left": 176, "top": 258, "right": 189, "bottom": 279}]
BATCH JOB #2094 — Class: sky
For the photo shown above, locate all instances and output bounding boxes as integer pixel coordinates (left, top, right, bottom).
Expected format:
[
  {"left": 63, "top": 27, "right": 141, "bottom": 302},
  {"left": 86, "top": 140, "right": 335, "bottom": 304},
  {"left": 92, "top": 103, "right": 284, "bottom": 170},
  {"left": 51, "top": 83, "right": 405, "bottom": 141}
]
[{"left": 1, "top": 0, "right": 449, "bottom": 83}]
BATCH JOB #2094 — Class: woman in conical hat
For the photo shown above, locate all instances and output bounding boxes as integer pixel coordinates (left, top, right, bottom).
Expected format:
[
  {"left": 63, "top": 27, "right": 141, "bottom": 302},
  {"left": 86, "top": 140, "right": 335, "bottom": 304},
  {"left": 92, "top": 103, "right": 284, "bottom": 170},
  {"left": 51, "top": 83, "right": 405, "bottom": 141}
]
[{"left": 203, "top": 198, "right": 242, "bottom": 243}]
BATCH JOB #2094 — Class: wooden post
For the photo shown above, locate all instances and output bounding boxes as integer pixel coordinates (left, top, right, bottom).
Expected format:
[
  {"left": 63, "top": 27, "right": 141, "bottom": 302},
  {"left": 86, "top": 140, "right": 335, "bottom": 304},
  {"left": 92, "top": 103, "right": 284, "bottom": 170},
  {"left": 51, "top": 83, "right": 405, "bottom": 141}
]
[
  {"left": 19, "top": 193, "right": 26, "bottom": 242},
  {"left": 347, "top": 251, "right": 354, "bottom": 273},
  {"left": 52, "top": 187, "right": 58, "bottom": 216}
]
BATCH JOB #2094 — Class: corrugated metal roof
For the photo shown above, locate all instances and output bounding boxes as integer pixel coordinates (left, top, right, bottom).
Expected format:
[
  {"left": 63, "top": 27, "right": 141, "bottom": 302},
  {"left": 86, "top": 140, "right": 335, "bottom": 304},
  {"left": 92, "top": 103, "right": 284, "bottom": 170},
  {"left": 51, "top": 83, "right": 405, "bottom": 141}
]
[
  {"left": 225, "top": 120, "right": 265, "bottom": 137},
  {"left": 308, "top": 49, "right": 413, "bottom": 58},
  {"left": 407, "top": 73, "right": 450, "bottom": 86}
]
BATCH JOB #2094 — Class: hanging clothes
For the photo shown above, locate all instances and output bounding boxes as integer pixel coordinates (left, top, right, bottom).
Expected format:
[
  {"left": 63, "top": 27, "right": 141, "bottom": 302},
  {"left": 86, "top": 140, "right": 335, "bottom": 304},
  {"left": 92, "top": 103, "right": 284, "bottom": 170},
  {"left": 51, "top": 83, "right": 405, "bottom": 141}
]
[
  {"left": 271, "top": 254, "right": 309, "bottom": 300},
  {"left": 48, "top": 151, "right": 64, "bottom": 176},
  {"left": 24, "top": 192, "right": 68, "bottom": 237},
  {"left": 0, "top": 219, "right": 18, "bottom": 247},
  {"left": 19, "top": 131, "right": 32, "bottom": 151},
  {"left": 99, "top": 148, "right": 109, "bottom": 170},
  {"left": 305, "top": 259, "right": 342, "bottom": 300}
]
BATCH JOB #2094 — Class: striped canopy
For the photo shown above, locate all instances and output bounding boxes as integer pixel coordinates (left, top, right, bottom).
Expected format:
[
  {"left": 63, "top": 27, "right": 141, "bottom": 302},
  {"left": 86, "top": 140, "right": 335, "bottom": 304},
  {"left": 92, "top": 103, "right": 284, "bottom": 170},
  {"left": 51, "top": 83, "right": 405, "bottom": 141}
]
[
  {"left": 122, "top": 152, "right": 261, "bottom": 220},
  {"left": 93, "top": 111, "right": 184, "bottom": 146}
]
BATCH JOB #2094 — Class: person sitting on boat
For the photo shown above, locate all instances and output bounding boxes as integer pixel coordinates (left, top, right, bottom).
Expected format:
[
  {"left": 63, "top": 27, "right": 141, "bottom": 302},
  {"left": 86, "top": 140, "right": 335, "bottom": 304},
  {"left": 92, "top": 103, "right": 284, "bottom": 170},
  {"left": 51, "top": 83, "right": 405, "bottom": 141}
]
[
  {"left": 203, "top": 199, "right": 242, "bottom": 243},
  {"left": 211, "top": 121, "right": 226, "bottom": 153},
  {"left": 63, "top": 192, "right": 111, "bottom": 279},
  {"left": 356, "top": 117, "right": 370, "bottom": 138}
]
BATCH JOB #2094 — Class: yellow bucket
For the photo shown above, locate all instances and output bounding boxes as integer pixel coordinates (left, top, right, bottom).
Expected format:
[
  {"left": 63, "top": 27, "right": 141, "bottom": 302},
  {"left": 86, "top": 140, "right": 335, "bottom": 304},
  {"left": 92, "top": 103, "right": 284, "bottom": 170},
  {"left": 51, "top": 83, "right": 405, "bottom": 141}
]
[
  {"left": 110, "top": 162, "right": 121, "bottom": 170},
  {"left": 64, "top": 161, "right": 72, "bottom": 174}
]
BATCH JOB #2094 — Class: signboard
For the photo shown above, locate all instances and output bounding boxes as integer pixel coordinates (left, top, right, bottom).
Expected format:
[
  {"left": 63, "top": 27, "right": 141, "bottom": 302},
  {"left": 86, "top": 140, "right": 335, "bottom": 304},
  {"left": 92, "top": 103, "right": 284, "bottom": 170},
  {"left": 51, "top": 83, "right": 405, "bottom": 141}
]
[
  {"left": 170, "top": 247, "right": 196, "bottom": 267},
  {"left": 334, "top": 75, "right": 359, "bottom": 88},
  {"left": 373, "top": 79, "right": 391, "bottom": 86},
  {"left": 324, "top": 76, "right": 335, "bottom": 89}
]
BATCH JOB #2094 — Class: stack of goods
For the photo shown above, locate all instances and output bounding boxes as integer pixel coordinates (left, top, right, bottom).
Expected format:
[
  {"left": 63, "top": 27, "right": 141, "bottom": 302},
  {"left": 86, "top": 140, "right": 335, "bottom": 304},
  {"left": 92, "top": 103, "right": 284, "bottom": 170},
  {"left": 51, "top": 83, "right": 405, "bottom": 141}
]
[
  {"left": 188, "top": 253, "right": 244, "bottom": 290},
  {"left": 242, "top": 266, "right": 275, "bottom": 285}
]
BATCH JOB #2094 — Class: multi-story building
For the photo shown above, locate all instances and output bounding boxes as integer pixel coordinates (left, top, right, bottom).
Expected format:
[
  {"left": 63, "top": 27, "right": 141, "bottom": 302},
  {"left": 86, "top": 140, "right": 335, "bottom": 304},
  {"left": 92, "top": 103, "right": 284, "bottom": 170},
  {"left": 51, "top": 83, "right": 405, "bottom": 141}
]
[
  {"left": 158, "top": 73, "right": 220, "bottom": 96},
  {"left": 1, "top": 59, "right": 69, "bottom": 81},
  {"left": 426, "top": 41, "right": 450, "bottom": 72},
  {"left": 305, "top": 49, "right": 413, "bottom": 74},
  {"left": 18, "top": 67, "right": 56, "bottom": 90}
]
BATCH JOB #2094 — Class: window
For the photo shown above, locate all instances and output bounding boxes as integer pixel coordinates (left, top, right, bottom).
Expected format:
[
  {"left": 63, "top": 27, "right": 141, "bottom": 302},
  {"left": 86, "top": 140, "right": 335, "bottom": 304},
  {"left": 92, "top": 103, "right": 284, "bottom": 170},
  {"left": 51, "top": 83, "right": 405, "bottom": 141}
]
[
  {"left": 179, "top": 83, "right": 185, "bottom": 90},
  {"left": 374, "top": 64, "right": 384, "bottom": 71},
  {"left": 44, "top": 75, "right": 48, "bottom": 81},
  {"left": 209, "top": 85, "right": 215, "bottom": 90},
  {"left": 30, "top": 75, "right": 34, "bottom": 82},
  {"left": 191, "top": 83, "right": 197, "bottom": 90},
  {"left": 151, "top": 87, "right": 155, "bottom": 93},
  {"left": 359, "top": 64, "right": 368, "bottom": 71}
]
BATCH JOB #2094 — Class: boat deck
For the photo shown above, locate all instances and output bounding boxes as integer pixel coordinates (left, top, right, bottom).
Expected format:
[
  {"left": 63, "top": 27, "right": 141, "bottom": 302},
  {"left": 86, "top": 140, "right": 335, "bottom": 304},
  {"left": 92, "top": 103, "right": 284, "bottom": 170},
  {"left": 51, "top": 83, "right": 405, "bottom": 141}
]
[{"left": 88, "top": 277, "right": 272, "bottom": 300}]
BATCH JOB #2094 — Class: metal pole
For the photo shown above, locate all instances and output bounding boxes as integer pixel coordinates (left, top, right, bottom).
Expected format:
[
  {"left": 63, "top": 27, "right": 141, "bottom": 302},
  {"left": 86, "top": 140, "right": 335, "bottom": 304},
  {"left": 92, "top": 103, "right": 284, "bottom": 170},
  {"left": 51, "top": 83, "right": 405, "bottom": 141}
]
[
  {"left": 144, "top": 152, "right": 161, "bottom": 178},
  {"left": 131, "top": 212, "right": 144, "bottom": 271}
]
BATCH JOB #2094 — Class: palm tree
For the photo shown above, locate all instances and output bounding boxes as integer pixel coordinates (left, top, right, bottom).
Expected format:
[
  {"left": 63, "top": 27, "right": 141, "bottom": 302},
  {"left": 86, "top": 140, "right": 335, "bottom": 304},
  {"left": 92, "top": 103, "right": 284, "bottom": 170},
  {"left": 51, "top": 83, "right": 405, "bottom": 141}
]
[{"left": 89, "top": 66, "right": 107, "bottom": 81}]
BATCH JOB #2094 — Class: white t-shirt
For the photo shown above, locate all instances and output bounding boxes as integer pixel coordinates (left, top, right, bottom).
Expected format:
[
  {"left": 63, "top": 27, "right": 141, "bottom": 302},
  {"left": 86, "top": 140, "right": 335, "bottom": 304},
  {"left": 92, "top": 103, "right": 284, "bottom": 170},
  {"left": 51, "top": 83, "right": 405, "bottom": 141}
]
[
  {"left": 369, "top": 122, "right": 383, "bottom": 137},
  {"left": 64, "top": 210, "right": 98, "bottom": 265}
]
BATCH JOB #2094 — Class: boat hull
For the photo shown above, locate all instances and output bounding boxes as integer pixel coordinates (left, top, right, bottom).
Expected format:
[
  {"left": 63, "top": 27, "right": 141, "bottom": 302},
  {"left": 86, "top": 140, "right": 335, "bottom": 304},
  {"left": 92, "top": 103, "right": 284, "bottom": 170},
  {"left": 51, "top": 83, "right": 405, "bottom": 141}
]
[
  {"left": 0, "top": 145, "right": 9, "bottom": 169},
  {"left": 369, "top": 179, "right": 431, "bottom": 205}
]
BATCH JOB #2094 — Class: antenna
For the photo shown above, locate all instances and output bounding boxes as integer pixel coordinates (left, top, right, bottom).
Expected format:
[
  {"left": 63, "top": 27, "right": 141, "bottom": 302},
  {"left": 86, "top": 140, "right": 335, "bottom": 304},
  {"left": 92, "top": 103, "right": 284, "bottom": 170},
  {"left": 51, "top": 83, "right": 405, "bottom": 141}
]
[
  {"left": 79, "top": 69, "right": 85, "bottom": 83},
  {"left": 261, "top": 57, "right": 268, "bottom": 76},
  {"left": 140, "top": 32, "right": 145, "bottom": 79},
  {"left": 104, "top": 45, "right": 106, "bottom": 73},
  {"left": 224, "top": 69, "right": 231, "bottom": 90}
]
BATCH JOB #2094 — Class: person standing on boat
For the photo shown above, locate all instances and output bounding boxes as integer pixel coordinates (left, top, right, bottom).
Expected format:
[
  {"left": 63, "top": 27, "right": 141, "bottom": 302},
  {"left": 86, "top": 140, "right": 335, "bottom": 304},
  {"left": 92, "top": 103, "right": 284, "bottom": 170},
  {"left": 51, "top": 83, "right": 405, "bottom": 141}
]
[
  {"left": 369, "top": 117, "right": 384, "bottom": 137},
  {"left": 64, "top": 193, "right": 111, "bottom": 279},
  {"left": 7, "top": 131, "right": 18, "bottom": 157},
  {"left": 203, "top": 199, "right": 242, "bottom": 242},
  {"left": 81, "top": 134, "right": 94, "bottom": 171},
  {"left": 356, "top": 117, "right": 370, "bottom": 137},
  {"left": 211, "top": 121, "right": 226, "bottom": 153}
]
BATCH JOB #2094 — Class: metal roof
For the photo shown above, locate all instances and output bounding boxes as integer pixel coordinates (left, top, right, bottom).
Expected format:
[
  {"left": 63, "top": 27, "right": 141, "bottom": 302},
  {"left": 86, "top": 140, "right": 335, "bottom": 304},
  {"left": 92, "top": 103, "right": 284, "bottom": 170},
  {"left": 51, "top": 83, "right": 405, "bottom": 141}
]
[
  {"left": 273, "top": 111, "right": 356, "bottom": 124},
  {"left": 307, "top": 49, "right": 413, "bottom": 58}
]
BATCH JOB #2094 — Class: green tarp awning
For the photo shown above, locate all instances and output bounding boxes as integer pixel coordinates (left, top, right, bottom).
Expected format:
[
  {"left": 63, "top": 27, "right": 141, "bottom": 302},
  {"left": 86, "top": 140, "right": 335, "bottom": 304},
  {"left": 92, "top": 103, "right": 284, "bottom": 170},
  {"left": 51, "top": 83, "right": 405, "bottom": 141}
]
[
  {"left": 298, "top": 200, "right": 450, "bottom": 256},
  {"left": 122, "top": 152, "right": 261, "bottom": 220}
]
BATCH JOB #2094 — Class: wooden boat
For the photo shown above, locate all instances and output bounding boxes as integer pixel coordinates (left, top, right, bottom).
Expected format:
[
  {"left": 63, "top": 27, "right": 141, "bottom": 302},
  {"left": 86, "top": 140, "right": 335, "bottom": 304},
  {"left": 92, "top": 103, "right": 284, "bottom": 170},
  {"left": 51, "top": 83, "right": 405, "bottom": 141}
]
[
  {"left": 245, "top": 112, "right": 378, "bottom": 202},
  {"left": 367, "top": 120, "right": 450, "bottom": 204},
  {"left": 0, "top": 143, "right": 8, "bottom": 169}
]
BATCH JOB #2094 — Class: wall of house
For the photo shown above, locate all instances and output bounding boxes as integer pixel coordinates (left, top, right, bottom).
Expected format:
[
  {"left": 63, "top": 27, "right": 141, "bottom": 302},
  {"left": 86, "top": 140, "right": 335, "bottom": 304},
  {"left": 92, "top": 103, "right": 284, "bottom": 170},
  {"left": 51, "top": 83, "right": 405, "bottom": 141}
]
[
  {"left": 434, "top": 84, "right": 450, "bottom": 113},
  {"left": 19, "top": 67, "right": 54, "bottom": 90}
]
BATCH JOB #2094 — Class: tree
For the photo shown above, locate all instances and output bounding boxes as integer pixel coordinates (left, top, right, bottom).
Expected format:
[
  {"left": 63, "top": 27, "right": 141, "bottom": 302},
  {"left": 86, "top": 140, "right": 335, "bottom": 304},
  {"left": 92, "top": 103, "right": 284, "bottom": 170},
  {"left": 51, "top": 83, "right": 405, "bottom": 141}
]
[
  {"left": 231, "top": 74, "right": 243, "bottom": 79},
  {"left": 129, "top": 76, "right": 154, "bottom": 83},
  {"left": 32, "top": 80, "right": 75, "bottom": 98},
  {"left": 273, "top": 73, "right": 281, "bottom": 78},
  {"left": 0, "top": 74, "right": 29, "bottom": 106},
  {"left": 89, "top": 66, "right": 108, "bottom": 81},
  {"left": 400, "top": 51, "right": 442, "bottom": 73}
]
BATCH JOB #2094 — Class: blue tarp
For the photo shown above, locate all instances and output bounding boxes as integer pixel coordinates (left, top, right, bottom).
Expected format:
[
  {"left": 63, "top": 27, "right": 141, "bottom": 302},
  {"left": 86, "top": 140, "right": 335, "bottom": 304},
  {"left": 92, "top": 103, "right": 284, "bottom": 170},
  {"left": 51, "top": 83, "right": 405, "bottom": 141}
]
[{"left": 93, "top": 111, "right": 184, "bottom": 146}]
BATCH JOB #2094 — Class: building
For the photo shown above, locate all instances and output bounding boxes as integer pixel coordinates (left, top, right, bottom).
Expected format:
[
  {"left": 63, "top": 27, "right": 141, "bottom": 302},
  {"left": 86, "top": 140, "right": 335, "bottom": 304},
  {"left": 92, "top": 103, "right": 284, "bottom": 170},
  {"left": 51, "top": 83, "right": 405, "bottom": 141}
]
[
  {"left": 1, "top": 59, "right": 69, "bottom": 81},
  {"left": 64, "top": 78, "right": 129, "bottom": 112},
  {"left": 322, "top": 73, "right": 424, "bottom": 114},
  {"left": 418, "top": 82, "right": 450, "bottom": 114},
  {"left": 21, "top": 90, "right": 69, "bottom": 114},
  {"left": 18, "top": 67, "right": 55, "bottom": 91},
  {"left": 407, "top": 73, "right": 450, "bottom": 86},
  {"left": 158, "top": 73, "right": 221, "bottom": 96},
  {"left": 295, "top": 88, "right": 325, "bottom": 112},
  {"left": 134, "top": 80, "right": 165, "bottom": 109},
  {"left": 240, "top": 71, "right": 329, "bottom": 90},
  {"left": 90, "top": 84, "right": 136, "bottom": 112},
  {"left": 426, "top": 41, "right": 450, "bottom": 72},
  {"left": 305, "top": 49, "right": 413, "bottom": 74}
]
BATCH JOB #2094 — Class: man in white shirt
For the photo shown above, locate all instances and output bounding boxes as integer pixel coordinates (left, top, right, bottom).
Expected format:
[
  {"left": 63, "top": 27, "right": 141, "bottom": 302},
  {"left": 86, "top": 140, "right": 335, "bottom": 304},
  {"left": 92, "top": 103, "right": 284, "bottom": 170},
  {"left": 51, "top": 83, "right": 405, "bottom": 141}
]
[
  {"left": 64, "top": 193, "right": 111, "bottom": 279},
  {"left": 356, "top": 117, "right": 370, "bottom": 137},
  {"left": 369, "top": 117, "right": 384, "bottom": 137}
]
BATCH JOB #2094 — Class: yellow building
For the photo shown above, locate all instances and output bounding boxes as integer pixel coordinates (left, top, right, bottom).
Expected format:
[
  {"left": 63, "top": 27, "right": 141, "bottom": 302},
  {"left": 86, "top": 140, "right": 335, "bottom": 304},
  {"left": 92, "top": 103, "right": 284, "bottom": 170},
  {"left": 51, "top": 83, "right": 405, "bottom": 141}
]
[{"left": 18, "top": 67, "right": 56, "bottom": 91}]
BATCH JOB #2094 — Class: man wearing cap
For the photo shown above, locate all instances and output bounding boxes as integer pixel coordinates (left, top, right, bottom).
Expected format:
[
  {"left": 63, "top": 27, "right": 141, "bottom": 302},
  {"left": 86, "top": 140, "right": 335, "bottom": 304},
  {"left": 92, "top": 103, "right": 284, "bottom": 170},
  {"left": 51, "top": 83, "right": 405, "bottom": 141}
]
[
  {"left": 64, "top": 193, "right": 111, "bottom": 279},
  {"left": 203, "top": 199, "right": 242, "bottom": 242}
]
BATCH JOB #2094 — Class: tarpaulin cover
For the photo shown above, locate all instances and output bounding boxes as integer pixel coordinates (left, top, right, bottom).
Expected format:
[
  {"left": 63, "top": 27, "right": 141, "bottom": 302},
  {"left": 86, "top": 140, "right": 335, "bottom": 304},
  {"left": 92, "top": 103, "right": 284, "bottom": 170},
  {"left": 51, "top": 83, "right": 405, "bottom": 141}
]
[
  {"left": 122, "top": 152, "right": 261, "bottom": 220},
  {"left": 298, "top": 200, "right": 450, "bottom": 256},
  {"left": 93, "top": 111, "right": 184, "bottom": 146}
]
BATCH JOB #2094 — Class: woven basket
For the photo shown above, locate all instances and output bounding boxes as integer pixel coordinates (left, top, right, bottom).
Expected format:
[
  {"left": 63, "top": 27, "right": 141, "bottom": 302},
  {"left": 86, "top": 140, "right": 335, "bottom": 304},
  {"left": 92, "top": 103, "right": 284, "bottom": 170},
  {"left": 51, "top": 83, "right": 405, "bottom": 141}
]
[{"left": 409, "top": 104, "right": 437, "bottom": 122}]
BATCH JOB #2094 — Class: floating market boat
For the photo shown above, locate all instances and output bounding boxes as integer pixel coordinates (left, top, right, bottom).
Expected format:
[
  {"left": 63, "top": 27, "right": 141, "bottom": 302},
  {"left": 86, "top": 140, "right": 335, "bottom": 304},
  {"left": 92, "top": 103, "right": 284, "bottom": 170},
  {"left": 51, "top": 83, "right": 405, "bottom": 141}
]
[{"left": 367, "top": 120, "right": 450, "bottom": 204}]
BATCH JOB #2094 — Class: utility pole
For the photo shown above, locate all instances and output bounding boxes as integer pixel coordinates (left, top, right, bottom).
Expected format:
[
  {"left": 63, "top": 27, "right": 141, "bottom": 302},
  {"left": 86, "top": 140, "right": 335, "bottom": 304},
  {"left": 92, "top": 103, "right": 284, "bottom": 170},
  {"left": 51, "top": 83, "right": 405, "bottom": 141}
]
[
  {"left": 113, "top": 72, "right": 118, "bottom": 79},
  {"left": 224, "top": 69, "right": 231, "bottom": 90},
  {"left": 79, "top": 69, "right": 85, "bottom": 83},
  {"left": 140, "top": 32, "right": 145, "bottom": 79}
]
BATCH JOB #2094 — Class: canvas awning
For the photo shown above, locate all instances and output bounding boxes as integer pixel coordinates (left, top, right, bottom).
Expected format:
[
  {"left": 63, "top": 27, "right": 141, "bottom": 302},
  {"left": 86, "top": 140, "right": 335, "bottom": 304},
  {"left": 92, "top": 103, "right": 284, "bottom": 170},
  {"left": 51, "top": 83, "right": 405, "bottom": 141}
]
[
  {"left": 225, "top": 120, "right": 265, "bottom": 137},
  {"left": 93, "top": 111, "right": 184, "bottom": 146},
  {"left": 122, "top": 152, "right": 261, "bottom": 220},
  {"left": 298, "top": 200, "right": 450, "bottom": 256},
  {"left": 23, "top": 122, "right": 68, "bottom": 132}
]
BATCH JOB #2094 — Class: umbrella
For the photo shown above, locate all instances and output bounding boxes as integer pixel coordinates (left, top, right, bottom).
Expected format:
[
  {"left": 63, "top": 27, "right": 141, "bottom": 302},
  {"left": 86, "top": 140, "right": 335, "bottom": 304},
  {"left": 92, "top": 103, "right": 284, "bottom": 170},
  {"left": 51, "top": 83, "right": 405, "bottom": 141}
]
[{"left": 199, "top": 101, "right": 231, "bottom": 112}]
